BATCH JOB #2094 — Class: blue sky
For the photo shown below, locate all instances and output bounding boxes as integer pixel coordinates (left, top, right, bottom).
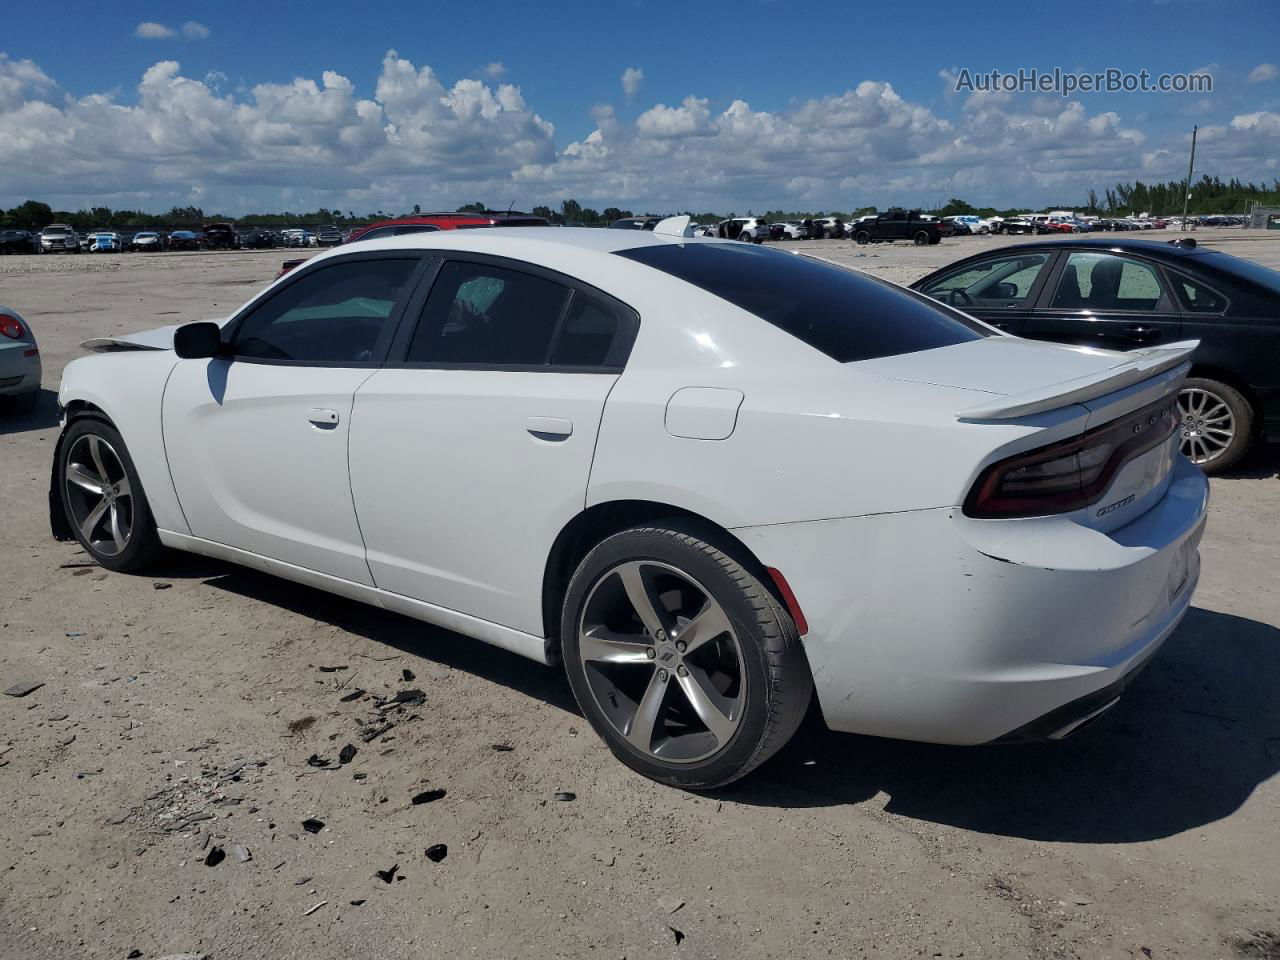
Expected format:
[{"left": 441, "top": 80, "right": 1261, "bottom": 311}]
[{"left": 2, "top": 0, "right": 1278, "bottom": 214}]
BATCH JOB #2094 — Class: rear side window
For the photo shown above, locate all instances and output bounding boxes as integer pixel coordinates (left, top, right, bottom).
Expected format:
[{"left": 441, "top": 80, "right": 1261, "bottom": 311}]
[
  {"left": 408, "top": 261, "right": 571, "bottom": 365},
  {"left": 1172, "top": 273, "right": 1228, "bottom": 313},
  {"left": 616, "top": 243, "right": 988, "bottom": 363},
  {"left": 552, "top": 295, "right": 620, "bottom": 366}
]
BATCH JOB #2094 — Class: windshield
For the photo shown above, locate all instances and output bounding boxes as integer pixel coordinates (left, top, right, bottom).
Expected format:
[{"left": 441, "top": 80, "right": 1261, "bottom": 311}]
[{"left": 616, "top": 242, "right": 990, "bottom": 363}]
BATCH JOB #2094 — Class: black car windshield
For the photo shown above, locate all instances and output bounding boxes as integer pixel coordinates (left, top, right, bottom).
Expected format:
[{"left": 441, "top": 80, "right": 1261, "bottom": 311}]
[
  {"left": 617, "top": 242, "right": 991, "bottom": 363},
  {"left": 1191, "top": 249, "right": 1280, "bottom": 298}
]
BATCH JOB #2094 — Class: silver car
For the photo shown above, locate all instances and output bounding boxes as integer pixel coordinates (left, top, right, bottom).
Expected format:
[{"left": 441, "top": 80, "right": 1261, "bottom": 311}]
[{"left": 0, "top": 305, "right": 41, "bottom": 413}]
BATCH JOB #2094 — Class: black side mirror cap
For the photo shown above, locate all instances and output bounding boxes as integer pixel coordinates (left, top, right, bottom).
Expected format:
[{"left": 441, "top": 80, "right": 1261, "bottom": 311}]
[{"left": 173, "top": 321, "right": 224, "bottom": 359}]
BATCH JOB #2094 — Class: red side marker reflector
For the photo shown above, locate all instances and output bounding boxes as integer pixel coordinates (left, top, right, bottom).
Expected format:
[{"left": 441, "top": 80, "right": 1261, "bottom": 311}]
[{"left": 766, "top": 566, "right": 809, "bottom": 636}]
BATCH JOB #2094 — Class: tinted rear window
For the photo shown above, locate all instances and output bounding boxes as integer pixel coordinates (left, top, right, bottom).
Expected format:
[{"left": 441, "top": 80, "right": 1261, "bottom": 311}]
[
  {"left": 1190, "top": 249, "right": 1280, "bottom": 298},
  {"left": 616, "top": 242, "right": 989, "bottom": 362}
]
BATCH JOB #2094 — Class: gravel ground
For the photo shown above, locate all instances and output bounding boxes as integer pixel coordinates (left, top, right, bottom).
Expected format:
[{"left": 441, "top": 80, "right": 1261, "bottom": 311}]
[{"left": 1, "top": 231, "right": 1278, "bottom": 960}]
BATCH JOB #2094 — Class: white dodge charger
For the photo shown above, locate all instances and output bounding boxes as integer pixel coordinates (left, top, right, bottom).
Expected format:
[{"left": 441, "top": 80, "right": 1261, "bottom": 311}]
[{"left": 51, "top": 220, "right": 1208, "bottom": 788}]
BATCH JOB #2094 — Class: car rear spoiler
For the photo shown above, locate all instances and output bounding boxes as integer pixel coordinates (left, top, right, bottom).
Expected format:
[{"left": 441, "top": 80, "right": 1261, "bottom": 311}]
[{"left": 956, "top": 340, "right": 1198, "bottom": 421}]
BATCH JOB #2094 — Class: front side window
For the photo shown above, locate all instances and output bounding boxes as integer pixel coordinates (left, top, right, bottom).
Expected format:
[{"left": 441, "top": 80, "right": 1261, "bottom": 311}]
[
  {"left": 1050, "top": 253, "right": 1165, "bottom": 311},
  {"left": 408, "top": 261, "right": 571, "bottom": 365},
  {"left": 617, "top": 242, "right": 987, "bottom": 363},
  {"left": 232, "top": 258, "right": 418, "bottom": 363},
  {"left": 920, "top": 253, "right": 1050, "bottom": 308}
]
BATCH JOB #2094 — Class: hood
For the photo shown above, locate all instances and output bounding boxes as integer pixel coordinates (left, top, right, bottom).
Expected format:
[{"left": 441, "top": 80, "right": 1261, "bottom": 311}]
[
  {"left": 81, "top": 320, "right": 224, "bottom": 353},
  {"left": 854, "top": 335, "right": 1197, "bottom": 419}
]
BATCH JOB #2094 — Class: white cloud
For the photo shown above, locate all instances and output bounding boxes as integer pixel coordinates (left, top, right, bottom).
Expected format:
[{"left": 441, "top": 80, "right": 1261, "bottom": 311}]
[
  {"left": 484, "top": 62, "right": 506, "bottom": 78},
  {"left": 1248, "top": 62, "right": 1278, "bottom": 84},
  {"left": 135, "top": 22, "right": 175, "bottom": 39},
  {"left": 621, "top": 66, "right": 643, "bottom": 100},
  {"left": 0, "top": 51, "right": 1275, "bottom": 215},
  {"left": 181, "top": 21, "right": 211, "bottom": 40}
]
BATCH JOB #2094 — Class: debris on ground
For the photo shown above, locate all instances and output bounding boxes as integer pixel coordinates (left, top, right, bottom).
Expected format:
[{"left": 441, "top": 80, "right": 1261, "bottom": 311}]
[
  {"left": 232, "top": 844, "right": 252, "bottom": 863},
  {"left": 301, "top": 818, "right": 325, "bottom": 834},
  {"left": 401, "top": 668, "right": 416, "bottom": 681},
  {"left": 658, "top": 896, "right": 685, "bottom": 914},
  {"left": 425, "top": 843, "right": 448, "bottom": 863},
  {"left": 317, "top": 665, "right": 348, "bottom": 673},
  {"left": 555, "top": 791, "right": 576, "bottom": 802},
  {"left": 3, "top": 681, "right": 44, "bottom": 698},
  {"left": 375, "top": 864, "right": 399, "bottom": 884},
  {"left": 338, "top": 743, "right": 358, "bottom": 765},
  {"left": 302, "top": 901, "right": 327, "bottom": 917},
  {"left": 339, "top": 689, "right": 365, "bottom": 703},
  {"left": 152, "top": 582, "right": 172, "bottom": 590},
  {"left": 204, "top": 846, "right": 225, "bottom": 867},
  {"left": 491, "top": 743, "right": 514, "bottom": 752}
]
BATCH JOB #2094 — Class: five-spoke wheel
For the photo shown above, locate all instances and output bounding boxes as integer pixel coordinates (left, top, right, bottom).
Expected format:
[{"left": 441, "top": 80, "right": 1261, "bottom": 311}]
[
  {"left": 562, "top": 523, "right": 812, "bottom": 789},
  {"left": 57, "top": 418, "right": 162, "bottom": 571}
]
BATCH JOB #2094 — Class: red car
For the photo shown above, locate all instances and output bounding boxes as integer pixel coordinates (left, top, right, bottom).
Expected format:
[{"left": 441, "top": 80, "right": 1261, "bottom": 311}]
[
  {"left": 1045, "top": 219, "right": 1078, "bottom": 234},
  {"left": 346, "top": 210, "right": 549, "bottom": 244},
  {"left": 276, "top": 210, "right": 551, "bottom": 277}
]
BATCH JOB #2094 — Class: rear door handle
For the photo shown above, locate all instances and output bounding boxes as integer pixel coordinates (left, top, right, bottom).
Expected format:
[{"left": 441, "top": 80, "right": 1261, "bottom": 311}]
[
  {"left": 1123, "top": 325, "right": 1160, "bottom": 343},
  {"left": 308, "top": 408, "right": 340, "bottom": 429},
  {"left": 526, "top": 416, "right": 573, "bottom": 440}
]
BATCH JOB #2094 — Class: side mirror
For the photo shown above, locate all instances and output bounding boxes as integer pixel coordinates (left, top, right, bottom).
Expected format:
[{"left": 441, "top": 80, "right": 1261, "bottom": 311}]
[{"left": 173, "top": 321, "right": 224, "bottom": 360}]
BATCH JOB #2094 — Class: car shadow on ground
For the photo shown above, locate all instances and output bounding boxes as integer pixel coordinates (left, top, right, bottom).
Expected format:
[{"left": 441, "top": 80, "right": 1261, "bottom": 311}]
[
  {"left": 195, "top": 562, "right": 580, "bottom": 715},
  {"left": 718, "top": 606, "right": 1280, "bottom": 843},
  {"left": 0, "top": 388, "right": 60, "bottom": 435},
  {"left": 172, "top": 560, "right": 1276, "bottom": 843}
]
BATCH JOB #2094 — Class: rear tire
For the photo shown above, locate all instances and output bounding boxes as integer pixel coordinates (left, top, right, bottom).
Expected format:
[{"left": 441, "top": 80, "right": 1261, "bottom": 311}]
[
  {"left": 1178, "top": 378, "right": 1253, "bottom": 474},
  {"left": 913, "top": 230, "right": 929, "bottom": 245},
  {"left": 561, "top": 522, "right": 812, "bottom": 790},
  {"left": 854, "top": 230, "right": 871, "bottom": 245},
  {"left": 57, "top": 418, "right": 165, "bottom": 572}
]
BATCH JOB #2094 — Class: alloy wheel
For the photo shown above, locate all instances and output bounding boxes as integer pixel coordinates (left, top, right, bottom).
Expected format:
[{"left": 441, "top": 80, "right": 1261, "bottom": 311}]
[
  {"left": 576, "top": 560, "right": 746, "bottom": 763},
  {"left": 1178, "top": 386, "right": 1235, "bottom": 465},
  {"left": 64, "top": 434, "right": 134, "bottom": 557}
]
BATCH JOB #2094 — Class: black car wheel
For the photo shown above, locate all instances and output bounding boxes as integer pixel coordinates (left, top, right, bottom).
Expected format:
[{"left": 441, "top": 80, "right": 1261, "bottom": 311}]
[
  {"left": 1178, "top": 378, "right": 1254, "bottom": 474},
  {"left": 913, "top": 230, "right": 930, "bottom": 246}
]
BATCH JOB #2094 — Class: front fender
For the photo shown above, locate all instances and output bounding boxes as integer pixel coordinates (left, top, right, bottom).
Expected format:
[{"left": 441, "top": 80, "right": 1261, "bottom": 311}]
[{"left": 58, "top": 352, "right": 189, "bottom": 536}]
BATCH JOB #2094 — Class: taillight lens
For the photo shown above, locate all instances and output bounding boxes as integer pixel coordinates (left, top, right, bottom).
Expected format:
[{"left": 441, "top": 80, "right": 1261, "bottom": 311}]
[
  {"left": 964, "top": 394, "right": 1180, "bottom": 519},
  {"left": 0, "top": 314, "right": 26, "bottom": 339}
]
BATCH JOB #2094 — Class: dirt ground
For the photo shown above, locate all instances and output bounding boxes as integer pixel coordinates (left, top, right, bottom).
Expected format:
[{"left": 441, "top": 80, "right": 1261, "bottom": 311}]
[{"left": 1, "top": 230, "right": 1278, "bottom": 960}]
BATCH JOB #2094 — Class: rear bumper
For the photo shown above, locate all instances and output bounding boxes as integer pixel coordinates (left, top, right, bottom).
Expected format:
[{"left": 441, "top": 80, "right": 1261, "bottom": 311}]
[
  {"left": 0, "top": 346, "right": 41, "bottom": 395},
  {"left": 733, "top": 455, "right": 1209, "bottom": 745}
]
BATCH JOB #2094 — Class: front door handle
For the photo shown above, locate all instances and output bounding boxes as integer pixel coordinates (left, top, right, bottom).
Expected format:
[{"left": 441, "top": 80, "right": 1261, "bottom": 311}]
[
  {"left": 526, "top": 416, "right": 573, "bottom": 441},
  {"left": 308, "top": 408, "right": 340, "bottom": 429}
]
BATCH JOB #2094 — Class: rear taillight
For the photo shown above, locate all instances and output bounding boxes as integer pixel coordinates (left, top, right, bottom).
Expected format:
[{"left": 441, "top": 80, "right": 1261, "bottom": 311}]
[
  {"left": 0, "top": 314, "right": 25, "bottom": 339},
  {"left": 964, "top": 394, "right": 1179, "bottom": 519}
]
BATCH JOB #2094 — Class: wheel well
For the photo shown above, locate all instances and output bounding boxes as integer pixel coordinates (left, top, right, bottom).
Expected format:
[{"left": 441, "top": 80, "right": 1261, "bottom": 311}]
[
  {"left": 540, "top": 500, "right": 773, "bottom": 657},
  {"left": 1186, "top": 364, "right": 1261, "bottom": 433}
]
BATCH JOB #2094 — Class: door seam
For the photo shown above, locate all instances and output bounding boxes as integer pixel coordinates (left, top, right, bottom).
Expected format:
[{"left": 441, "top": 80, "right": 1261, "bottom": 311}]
[{"left": 347, "top": 368, "right": 384, "bottom": 585}]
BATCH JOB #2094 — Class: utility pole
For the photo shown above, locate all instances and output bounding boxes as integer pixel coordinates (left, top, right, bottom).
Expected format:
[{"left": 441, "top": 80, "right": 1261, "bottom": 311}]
[{"left": 1181, "top": 124, "right": 1198, "bottom": 231}]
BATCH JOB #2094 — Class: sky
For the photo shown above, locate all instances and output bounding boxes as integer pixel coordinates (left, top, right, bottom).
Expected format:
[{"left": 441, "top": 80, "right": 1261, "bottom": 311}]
[{"left": 2, "top": 0, "right": 1279, "bottom": 216}]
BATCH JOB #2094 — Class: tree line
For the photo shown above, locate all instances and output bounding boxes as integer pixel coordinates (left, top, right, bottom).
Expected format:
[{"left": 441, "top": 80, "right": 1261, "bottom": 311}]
[{"left": 3, "top": 175, "right": 1276, "bottom": 233}]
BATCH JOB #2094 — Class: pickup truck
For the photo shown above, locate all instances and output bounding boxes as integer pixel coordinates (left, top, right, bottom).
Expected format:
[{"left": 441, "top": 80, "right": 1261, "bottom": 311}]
[{"left": 850, "top": 210, "right": 943, "bottom": 246}]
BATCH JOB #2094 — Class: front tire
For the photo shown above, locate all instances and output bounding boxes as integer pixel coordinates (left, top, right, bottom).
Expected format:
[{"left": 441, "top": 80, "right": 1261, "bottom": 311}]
[
  {"left": 913, "top": 230, "right": 929, "bottom": 245},
  {"left": 1178, "top": 378, "right": 1253, "bottom": 474},
  {"left": 57, "top": 418, "right": 164, "bottom": 572},
  {"left": 854, "top": 230, "right": 871, "bottom": 245},
  {"left": 561, "top": 523, "right": 812, "bottom": 790}
]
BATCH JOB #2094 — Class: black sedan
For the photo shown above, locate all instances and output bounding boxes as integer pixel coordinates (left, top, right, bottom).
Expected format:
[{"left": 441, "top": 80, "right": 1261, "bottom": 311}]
[
  {"left": 0, "top": 229, "right": 38, "bottom": 254},
  {"left": 913, "top": 236, "right": 1280, "bottom": 472}
]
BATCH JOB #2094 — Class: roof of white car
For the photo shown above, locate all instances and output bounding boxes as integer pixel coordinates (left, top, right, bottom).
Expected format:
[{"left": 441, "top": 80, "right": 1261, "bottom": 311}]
[{"left": 328, "top": 225, "right": 732, "bottom": 259}]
